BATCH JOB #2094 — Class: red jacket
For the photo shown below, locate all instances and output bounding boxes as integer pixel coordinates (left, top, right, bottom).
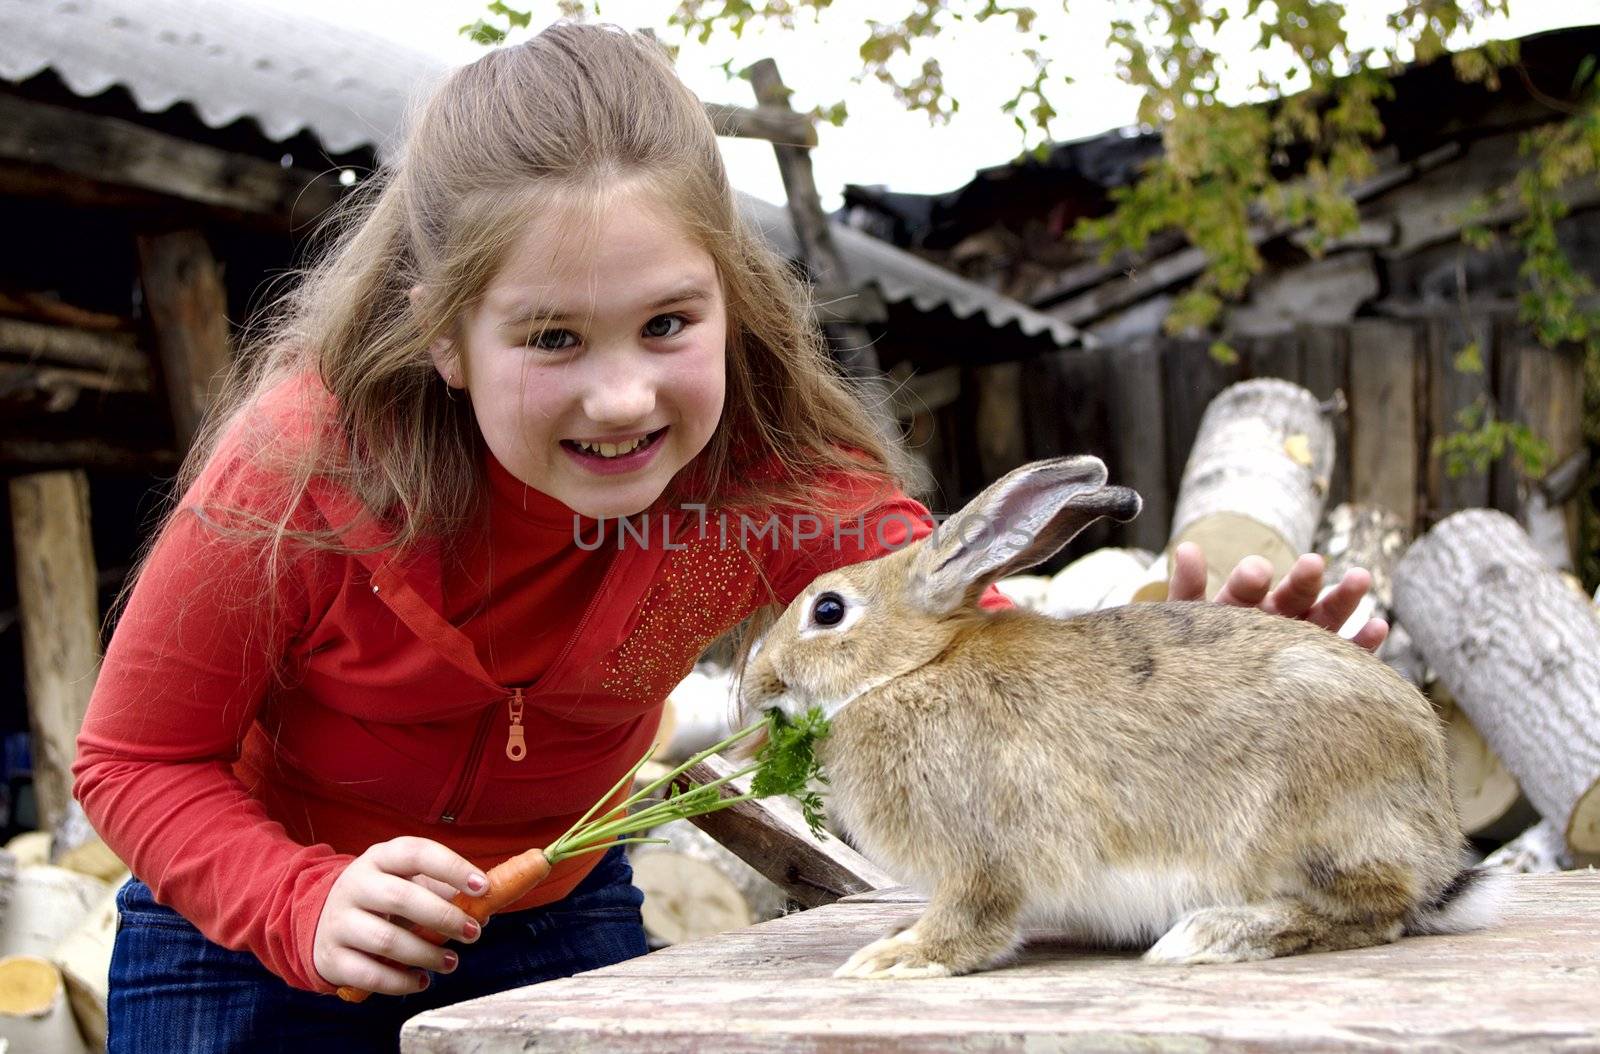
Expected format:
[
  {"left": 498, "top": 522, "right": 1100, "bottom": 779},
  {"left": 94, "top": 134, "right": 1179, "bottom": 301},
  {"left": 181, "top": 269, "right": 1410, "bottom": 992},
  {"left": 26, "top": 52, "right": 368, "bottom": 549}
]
[{"left": 73, "top": 383, "right": 1011, "bottom": 993}]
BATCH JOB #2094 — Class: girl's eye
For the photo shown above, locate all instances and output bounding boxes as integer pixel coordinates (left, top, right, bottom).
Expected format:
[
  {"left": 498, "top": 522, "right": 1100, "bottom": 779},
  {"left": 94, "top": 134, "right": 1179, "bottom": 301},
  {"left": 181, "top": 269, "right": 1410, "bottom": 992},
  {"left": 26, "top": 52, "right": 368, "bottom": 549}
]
[
  {"left": 526, "top": 329, "right": 577, "bottom": 351},
  {"left": 810, "top": 592, "right": 846, "bottom": 627},
  {"left": 643, "top": 314, "right": 686, "bottom": 339}
]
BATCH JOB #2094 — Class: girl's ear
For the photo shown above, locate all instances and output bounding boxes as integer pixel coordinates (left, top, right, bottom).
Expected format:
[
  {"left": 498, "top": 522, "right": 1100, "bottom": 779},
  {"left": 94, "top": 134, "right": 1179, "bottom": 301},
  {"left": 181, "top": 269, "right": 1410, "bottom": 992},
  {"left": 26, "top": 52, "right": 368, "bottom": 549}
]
[
  {"left": 409, "top": 284, "right": 462, "bottom": 387},
  {"left": 906, "top": 456, "right": 1142, "bottom": 615}
]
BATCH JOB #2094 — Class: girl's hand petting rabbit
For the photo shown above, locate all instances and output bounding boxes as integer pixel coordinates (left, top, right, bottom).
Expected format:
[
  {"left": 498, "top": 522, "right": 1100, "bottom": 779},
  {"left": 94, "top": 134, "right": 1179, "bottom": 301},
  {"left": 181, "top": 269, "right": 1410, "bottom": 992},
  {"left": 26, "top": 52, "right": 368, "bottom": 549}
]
[
  {"left": 741, "top": 456, "right": 1498, "bottom": 980},
  {"left": 1167, "top": 542, "right": 1389, "bottom": 652}
]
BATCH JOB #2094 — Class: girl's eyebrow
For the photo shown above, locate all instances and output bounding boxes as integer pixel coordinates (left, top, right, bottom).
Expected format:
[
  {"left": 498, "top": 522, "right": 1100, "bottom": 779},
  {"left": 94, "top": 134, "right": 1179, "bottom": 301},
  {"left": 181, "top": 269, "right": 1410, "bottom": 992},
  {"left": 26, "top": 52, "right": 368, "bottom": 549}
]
[{"left": 498, "top": 284, "right": 714, "bottom": 328}]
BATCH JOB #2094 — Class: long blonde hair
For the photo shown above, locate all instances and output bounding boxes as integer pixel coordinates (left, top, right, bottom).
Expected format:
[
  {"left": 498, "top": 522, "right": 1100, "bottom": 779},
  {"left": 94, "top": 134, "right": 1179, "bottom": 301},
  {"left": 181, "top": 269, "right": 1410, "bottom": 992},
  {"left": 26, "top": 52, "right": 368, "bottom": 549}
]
[{"left": 163, "top": 22, "right": 919, "bottom": 657}]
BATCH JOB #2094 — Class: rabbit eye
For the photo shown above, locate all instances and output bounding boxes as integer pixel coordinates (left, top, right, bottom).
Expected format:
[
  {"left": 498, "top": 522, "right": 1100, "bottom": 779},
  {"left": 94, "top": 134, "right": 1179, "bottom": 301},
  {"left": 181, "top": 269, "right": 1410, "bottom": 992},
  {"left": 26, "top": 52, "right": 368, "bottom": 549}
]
[{"left": 810, "top": 592, "right": 846, "bottom": 627}]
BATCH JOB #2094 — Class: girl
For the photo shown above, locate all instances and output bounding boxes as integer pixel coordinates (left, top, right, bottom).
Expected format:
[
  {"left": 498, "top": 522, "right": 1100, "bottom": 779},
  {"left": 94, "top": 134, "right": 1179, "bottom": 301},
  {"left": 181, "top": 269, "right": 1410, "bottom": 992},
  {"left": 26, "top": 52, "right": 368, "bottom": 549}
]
[{"left": 72, "top": 22, "right": 1382, "bottom": 1053}]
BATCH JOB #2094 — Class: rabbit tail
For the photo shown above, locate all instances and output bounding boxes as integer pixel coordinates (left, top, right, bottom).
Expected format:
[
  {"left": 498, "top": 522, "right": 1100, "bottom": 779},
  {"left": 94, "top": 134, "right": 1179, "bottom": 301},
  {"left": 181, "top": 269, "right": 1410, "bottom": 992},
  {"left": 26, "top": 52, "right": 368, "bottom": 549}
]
[{"left": 1403, "top": 866, "right": 1508, "bottom": 936}]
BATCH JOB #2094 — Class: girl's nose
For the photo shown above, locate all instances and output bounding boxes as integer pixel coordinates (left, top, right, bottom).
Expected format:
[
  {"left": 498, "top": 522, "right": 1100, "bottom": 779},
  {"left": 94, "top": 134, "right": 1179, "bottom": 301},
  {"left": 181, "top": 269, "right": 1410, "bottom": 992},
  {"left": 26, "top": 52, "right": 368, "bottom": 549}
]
[{"left": 580, "top": 350, "right": 656, "bottom": 425}]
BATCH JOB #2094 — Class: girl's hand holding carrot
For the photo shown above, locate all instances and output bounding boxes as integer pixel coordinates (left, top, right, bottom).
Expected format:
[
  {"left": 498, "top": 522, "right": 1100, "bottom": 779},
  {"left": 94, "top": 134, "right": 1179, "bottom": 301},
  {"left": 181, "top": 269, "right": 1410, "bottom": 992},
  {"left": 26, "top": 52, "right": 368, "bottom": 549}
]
[{"left": 313, "top": 836, "right": 489, "bottom": 995}]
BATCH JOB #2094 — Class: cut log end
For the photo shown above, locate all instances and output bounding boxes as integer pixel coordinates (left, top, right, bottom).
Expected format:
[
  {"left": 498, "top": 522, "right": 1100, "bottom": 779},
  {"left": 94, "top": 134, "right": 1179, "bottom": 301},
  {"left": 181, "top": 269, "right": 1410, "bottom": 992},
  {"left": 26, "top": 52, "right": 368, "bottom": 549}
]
[
  {"left": 0, "top": 956, "right": 59, "bottom": 1017},
  {"left": 1569, "top": 780, "right": 1600, "bottom": 854}
]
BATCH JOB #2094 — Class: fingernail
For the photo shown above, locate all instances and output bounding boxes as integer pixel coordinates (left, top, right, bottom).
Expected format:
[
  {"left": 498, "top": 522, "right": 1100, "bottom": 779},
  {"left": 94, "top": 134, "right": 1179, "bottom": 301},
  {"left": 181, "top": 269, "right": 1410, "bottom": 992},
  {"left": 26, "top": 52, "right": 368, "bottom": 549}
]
[
  {"left": 441, "top": 951, "right": 458, "bottom": 972},
  {"left": 463, "top": 920, "right": 481, "bottom": 941},
  {"left": 467, "top": 873, "right": 488, "bottom": 893},
  {"left": 416, "top": 972, "right": 430, "bottom": 991}
]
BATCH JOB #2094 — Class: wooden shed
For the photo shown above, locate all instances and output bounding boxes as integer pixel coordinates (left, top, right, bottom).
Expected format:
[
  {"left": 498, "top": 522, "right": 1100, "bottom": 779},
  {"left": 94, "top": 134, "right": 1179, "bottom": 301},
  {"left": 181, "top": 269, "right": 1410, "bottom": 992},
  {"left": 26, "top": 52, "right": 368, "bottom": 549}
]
[{"left": 841, "top": 24, "right": 1599, "bottom": 568}]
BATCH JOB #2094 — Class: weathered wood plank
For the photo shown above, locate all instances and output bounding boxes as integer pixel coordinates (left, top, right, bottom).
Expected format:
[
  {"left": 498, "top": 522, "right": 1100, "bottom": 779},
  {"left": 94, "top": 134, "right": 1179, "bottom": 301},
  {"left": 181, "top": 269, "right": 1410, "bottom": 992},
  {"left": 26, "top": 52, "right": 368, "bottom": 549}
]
[
  {"left": 0, "top": 93, "right": 340, "bottom": 220},
  {"left": 403, "top": 873, "right": 1600, "bottom": 1053},
  {"left": 1425, "top": 313, "right": 1494, "bottom": 523},
  {"left": 9, "top": 472, "right": 101, "bottom": 832},
  {"left": 1491, "top": 320, "right": 1585, "bottom": 569},
  {"left": 1104, "top": 338, "right": 1169, "bottom": 551},
  {"left": 135, "top": 230, "right": 233, "bottom": 448},
  {"left": 674, "top": 755, "right": 895, "bottom": 909},
  {"left": 1300, "top": 324, "right": 1352, "bottom": 509},
  {"left": 1348, "top": 319, "right": 1420, "bottom": 530},
  {"left": 702, "top": 101, "right": 817, "bottom": 146}
]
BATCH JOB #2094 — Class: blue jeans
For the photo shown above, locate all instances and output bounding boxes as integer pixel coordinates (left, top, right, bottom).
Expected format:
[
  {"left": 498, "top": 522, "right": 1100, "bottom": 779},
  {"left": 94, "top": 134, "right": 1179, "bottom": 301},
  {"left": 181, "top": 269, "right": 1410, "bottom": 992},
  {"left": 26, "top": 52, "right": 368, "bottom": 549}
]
[{"left": 107, "top": 845, "right": 646, "bottom": 1053}]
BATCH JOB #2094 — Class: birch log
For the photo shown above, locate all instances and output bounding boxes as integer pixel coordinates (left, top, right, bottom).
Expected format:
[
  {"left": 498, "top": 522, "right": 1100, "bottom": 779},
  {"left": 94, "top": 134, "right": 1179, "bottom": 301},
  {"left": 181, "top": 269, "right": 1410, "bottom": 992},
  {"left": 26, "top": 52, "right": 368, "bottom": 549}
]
[
  {"left": 0, "top": 956, "right": 89, "bottom": 1054},
  {"left": 1394, "top": 509, "right": 1600, "bottom": 853},
  {"left": 1043, "top": 548, "right": 1156, "bottom": 617},
  {"left": 632, "top": 820, "right": 787, "bottom": 947},
  {"left": 1134, "top": 379, "right": 1335, "bottom": 601}
]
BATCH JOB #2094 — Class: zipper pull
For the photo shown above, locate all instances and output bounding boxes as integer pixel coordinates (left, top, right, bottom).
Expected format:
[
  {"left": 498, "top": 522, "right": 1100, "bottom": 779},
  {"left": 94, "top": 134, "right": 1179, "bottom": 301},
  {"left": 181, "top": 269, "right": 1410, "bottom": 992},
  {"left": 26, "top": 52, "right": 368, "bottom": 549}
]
[{"left": 506, "top": 688, "right": 527, "bottom": 761}]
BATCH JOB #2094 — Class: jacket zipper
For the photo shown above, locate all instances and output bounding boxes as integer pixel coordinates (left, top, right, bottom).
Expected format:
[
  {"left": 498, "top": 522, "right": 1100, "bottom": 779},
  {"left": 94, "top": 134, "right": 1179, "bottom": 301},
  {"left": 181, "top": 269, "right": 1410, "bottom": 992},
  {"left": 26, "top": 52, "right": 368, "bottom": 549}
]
[
  {"left": 505, "top": 687, "right": 527, "bottom": 761},
  {"left": 439, "top": 703, "right": 497, "bottom": 825},
  {"left": 437, "top": 549, "right": 630, "bottom": 824}
]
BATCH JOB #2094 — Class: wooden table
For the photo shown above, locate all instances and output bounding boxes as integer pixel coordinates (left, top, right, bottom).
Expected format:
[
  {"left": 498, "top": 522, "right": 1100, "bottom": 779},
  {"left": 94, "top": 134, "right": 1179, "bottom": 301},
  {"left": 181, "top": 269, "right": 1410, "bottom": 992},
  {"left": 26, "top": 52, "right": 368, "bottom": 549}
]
[{"left": 403, "top": 872, "right": 1600, "bottom": 1052}]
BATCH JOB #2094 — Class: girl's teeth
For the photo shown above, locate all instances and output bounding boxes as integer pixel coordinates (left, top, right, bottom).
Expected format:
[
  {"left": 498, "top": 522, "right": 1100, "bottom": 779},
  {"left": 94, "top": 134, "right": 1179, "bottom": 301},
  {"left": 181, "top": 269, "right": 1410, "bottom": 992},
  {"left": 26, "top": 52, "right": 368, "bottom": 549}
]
[{"left": 579, "top": 435, "right": 647, "bottom": 457}]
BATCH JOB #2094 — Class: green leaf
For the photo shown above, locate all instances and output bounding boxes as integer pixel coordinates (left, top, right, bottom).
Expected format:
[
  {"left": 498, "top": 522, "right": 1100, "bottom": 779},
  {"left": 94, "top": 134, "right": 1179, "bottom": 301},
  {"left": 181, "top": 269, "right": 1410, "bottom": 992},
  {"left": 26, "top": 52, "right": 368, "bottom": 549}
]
[
  {"left": 1209, "top": 340, "right": 1240, "bottom": 366},
  {"left": 752, "top": 707, "right": 832, "bottom": 837},
  {"left": 1453, "top": 341, "right": 1484, "bottom": 374},
  {"left": 459, "top": 19, "right": 507, "bottom": 45}
]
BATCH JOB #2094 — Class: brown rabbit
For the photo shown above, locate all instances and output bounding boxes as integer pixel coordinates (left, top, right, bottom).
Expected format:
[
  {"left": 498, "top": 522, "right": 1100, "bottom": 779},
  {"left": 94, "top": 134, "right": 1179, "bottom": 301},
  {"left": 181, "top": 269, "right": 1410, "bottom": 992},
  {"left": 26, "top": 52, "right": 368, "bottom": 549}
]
[{"left": 740, "top": 456, "right": 1501, "bottom": 979}]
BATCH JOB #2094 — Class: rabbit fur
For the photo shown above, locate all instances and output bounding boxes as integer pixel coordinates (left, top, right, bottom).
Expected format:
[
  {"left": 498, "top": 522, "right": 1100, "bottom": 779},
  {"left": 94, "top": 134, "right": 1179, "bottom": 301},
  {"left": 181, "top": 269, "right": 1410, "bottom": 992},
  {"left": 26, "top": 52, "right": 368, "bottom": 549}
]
[{"left": 740, "top": 456, "right": 1501, "bottom": 979}]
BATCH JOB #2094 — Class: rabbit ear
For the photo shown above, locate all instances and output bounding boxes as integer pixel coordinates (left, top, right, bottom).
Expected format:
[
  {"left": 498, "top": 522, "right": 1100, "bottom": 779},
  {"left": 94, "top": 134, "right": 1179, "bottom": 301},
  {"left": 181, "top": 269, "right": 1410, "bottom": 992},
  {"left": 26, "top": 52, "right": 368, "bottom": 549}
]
[{"left": 908, "top": 456, "right": 1142, "bottom": 614}]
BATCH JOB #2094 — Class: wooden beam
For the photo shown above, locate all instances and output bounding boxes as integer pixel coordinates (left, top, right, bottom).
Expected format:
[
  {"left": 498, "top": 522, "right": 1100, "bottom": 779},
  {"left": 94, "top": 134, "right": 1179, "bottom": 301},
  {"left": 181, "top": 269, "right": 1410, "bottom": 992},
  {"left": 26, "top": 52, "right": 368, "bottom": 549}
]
[
  {"left": 0, "top": 93, "right": 341, "bottom": 221},
  {"left": 0, "top": 360, "right": 150, "bottom": 413},
  {"left": 702, "top": 102, "right": 816, "bottom": 147},
  {"left": 135, "top": 230, "right": 233, "bottom": 447},
  {"left": 0, "top": 291, "right": 131, "bottom": 333},
  {"left": 8, "top": 472, "right": 101, "bottom": 833},
  {"left": 0, "top": 438, "right": 178, "bottom": 473},
  {"left": 673, "top": 754, "right": 895, "bottom": 909},
  {"left": 0, "top": 318, "right": 150, "bottom": 379}
]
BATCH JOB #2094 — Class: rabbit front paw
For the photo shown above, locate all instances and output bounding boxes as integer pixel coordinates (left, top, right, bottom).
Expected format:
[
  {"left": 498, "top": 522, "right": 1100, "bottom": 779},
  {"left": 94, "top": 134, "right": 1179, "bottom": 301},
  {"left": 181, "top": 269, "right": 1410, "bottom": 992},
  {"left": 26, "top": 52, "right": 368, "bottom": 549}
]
[{"left": 833, "top": 927, "right": 953, "bottom": 980}]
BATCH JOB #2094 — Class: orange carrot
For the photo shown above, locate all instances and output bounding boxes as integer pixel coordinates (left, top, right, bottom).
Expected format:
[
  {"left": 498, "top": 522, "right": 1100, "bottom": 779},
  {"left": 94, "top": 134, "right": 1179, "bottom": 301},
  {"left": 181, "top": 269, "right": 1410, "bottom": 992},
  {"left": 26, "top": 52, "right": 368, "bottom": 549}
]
[{"left": 335, "top": 846, "right": 553, "bottom": 1003}]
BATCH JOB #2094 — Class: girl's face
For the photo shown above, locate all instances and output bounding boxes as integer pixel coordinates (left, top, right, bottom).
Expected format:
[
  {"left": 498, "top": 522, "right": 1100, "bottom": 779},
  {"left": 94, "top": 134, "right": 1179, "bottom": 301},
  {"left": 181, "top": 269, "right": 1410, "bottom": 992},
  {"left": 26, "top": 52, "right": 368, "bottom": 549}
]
[{"left": 448, "top": 184, "right": 728, "bottom": 520}]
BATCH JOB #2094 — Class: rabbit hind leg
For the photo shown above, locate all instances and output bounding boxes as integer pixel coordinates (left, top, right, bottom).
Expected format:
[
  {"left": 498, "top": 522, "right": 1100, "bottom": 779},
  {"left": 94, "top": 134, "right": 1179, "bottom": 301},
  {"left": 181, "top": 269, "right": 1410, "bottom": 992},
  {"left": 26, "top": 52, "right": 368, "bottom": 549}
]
[
  {"left": 1144, "top": 860, "right": 1413, "bottom": 965},
  {"left": 835, "top": 870, "right": 1025, "bottom": 980},
  {"left": 1143, "top": 897, "right": 1404, "bottom": 964}
]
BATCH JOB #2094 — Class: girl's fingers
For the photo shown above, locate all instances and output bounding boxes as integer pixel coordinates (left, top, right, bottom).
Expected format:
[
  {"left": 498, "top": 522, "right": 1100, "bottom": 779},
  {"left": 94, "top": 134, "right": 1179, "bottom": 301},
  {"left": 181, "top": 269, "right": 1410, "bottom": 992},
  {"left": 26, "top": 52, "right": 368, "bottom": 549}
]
[
  {"left": 1260, "top": 554, "right": 1326, "bottom": 618},
  {"left": 1166, "top": 542, "right": 1209, "bottom": 601},
  {"left": 1303, "top": 566, "right": 1371, "bottom": 633},
  {"left": 411, "top": 873, "right": 461, "bottom": 901},
  {"left": 344, "top": 908, "right": 462, "bottom": 975},
  {"left": 1348, "top": 617, "right": 1389, "bottom": 653},
  {"left": 1211, "top": 555, "right": 1273, "bottom": 608},
  {"left": 369, "top": 836, "right": 489, "bottom": 898},
  {"left": 328, "top": 946, "right": 431, "bottom": 996},
  {"left": 363, "top": 873, "right": 480, "bottom": 944}
]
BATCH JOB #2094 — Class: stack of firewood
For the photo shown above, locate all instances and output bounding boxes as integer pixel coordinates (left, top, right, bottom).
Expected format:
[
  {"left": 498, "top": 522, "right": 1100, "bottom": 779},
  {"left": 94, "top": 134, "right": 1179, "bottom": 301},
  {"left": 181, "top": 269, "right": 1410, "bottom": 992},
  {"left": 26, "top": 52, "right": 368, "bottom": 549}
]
[{"left": 0, "top": 803, "right": 126, "bottom": 1053}]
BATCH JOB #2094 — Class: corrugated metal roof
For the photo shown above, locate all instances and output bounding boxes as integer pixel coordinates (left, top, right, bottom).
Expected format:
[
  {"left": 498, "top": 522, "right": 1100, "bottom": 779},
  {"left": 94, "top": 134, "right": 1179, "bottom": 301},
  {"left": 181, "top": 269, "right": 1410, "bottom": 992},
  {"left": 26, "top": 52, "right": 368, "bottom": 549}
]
[
  {"left": 0, "top": 0, "right": 445, "bottom": 156},
  {"left": 741, "top": 194, "right": 1081, "bottom": 348},
  {"left": 0, "top": 0, "right": 1079, "bottom": 349}
]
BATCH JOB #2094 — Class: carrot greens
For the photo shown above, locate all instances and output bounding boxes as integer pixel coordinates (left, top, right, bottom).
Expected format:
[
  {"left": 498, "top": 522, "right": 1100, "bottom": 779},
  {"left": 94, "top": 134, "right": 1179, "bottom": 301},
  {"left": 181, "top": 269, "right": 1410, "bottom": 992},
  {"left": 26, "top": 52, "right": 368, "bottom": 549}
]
[{"left": 543, "top": 706, "right": 832, "bottom": 863}]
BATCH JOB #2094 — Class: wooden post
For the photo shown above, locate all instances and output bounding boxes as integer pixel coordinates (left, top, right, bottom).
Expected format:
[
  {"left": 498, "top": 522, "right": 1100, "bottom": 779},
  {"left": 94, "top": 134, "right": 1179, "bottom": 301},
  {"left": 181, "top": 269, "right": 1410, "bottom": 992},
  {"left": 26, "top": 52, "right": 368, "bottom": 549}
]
[
  {"left": 744, "top": 59, "right": 923, "bottom": 492},
  {"left": 1492, "top": 319, "right": 1586, "bottom": 570},
  {"left": 8, "top": 472, "right": 101, "bottom": 833},
  {"left": 745, "top": 59, "right": 885, "bottom": 365},
  {"left": 1425, "top": 312, "right": 1493, "bottom": 522},
  {"left": 1347, "top": 319, "right": 1420, "bottom": 531},
  {"left": 135, "top": 229, "right": 233, "bottom": 449}
]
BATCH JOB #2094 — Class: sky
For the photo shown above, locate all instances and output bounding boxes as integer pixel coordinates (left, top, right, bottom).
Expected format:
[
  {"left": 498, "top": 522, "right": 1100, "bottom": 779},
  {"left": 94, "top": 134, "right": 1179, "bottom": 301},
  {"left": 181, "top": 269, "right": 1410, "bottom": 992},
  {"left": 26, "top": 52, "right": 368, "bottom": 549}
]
[{"left": 268, "top": 0, "right": 1600, "bottom": 209}]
